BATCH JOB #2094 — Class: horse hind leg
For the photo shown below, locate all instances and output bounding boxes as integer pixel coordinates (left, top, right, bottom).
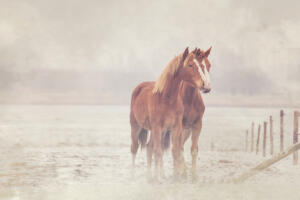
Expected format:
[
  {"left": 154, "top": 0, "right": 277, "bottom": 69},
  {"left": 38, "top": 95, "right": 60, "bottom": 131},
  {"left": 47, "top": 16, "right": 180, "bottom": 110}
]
[
  {"left": 162, "top": 130, "right": 171, "bottom": 150},
  {"left": 139, "top": 128, "right": 148, "bottom": 149},
  {"left": 131, "top": 123, "right": 141, "bottom": 168}
]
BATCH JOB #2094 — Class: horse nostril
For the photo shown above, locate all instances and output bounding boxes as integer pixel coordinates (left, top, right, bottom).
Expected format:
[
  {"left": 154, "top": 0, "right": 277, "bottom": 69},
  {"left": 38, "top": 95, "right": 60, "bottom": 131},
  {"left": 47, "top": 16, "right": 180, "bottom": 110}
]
[{"left": 203, "top": 88, "right": 211, "bottom": 93}]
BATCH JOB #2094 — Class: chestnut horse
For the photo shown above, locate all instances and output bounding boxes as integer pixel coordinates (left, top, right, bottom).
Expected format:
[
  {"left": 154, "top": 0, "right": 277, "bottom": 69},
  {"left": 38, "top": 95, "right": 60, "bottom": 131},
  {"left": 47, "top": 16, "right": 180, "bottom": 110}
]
[
  {"left": 145, "top": 47, "right": 212, "bottom": 179},
  {"left": 130, "top": 47, "right": 210, "bottom": 179},
  {"left": 180, "top": 47, "right": 212, "bottom": 179}
]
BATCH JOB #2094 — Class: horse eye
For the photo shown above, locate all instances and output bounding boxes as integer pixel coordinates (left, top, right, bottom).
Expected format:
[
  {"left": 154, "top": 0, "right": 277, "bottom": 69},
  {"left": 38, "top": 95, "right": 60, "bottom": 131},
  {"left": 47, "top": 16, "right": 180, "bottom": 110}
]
[{"left": 188, "top": 64, "right": 193, "bottom": 67}]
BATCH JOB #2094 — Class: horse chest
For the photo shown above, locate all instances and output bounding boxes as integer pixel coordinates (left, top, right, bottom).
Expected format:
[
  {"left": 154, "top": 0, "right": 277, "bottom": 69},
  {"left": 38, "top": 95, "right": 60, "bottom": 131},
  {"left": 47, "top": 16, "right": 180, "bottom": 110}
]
[{"left": 183, "top": 105, "right": 204, "bottom": 128}]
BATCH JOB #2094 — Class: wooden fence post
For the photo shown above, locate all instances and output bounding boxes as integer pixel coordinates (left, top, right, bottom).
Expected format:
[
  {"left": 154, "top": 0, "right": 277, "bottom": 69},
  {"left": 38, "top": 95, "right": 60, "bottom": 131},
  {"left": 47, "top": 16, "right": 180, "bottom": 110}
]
[
  {"left": 251, "top": 122, "right": 254, "bottom": 152},
  {"left": 270, "top": 116, "right": 274, "bottom": 155},
  {"left": 256, "top": 124, "right": 261, "bottom": 155},
  {"left": 245, "top": 130, "right": 248, "bottom": 152},
  {"left": 263, "top": 122, "right": 267, "bottom": 157},
  {"left": 280, "top": 110, "right": 284, "bottom": 152},
  {"left": 293, "top": 111, "right": 299, "bottom": 165}
]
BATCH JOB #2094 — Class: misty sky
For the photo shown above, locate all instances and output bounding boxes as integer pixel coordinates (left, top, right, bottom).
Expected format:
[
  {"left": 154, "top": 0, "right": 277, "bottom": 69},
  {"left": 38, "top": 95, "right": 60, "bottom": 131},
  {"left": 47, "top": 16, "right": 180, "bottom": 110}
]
[{"left": 0, "top": 0, "right": 300, "bottom": 105}]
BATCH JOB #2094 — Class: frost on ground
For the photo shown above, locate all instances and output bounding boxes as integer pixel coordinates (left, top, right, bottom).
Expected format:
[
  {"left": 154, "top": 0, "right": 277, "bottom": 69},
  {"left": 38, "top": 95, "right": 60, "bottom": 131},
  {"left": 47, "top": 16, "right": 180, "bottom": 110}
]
[{"left": 0, "top": 105, "right": 299, "bottom": 200}]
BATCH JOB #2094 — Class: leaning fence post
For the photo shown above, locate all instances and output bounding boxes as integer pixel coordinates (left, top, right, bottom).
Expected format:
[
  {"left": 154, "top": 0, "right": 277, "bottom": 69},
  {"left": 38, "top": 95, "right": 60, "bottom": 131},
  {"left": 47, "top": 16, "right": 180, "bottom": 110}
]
[
  {"left": 251, "top": 122, "right": 254, "bottom": 152},
  {"left": 234, "top": 142, "right": 300, "bottom": 183},
  {"left": 293, "top": 111, "right": 299, "bottom": 165},
  {"left": 256, "top": 124, "right": 261, "bottom": 155},
  {"left": 270, "top": 116, "right": 274, "bottom": 155},
  {"left": 263, "top": 122, "right": 267, "bottom": 157},
  {"left": 245, "top": 130, "right": 248, "bottom": 152},
  {"left": 280, "top": 110, "right": 284, "bottom": 152}
]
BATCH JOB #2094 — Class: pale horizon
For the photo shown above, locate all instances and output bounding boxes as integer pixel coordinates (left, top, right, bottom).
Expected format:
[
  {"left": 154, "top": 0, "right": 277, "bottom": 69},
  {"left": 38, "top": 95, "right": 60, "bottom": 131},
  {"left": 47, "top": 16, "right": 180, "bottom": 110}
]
[{"left": 1, "top": 0, "right": 300, "bottom": 106}]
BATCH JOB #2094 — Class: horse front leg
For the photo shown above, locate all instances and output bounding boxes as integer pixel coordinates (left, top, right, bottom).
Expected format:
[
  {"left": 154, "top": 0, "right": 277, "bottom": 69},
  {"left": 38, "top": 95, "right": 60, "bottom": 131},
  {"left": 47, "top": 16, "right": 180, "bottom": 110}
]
[
  {"left": 171, "top": 124, "right": 184, "bottom": 180},
  {"left": 146, "top": 135, "right": 153, "bottom": 179},
  {"left": 152, "top": 128, "right": 163, "bottom": 181},
  {"left": 191, "top": 120, "right": 202, "bottom": 180},
  {"left": 180, "top": 128, "right": 191, "bottom": 179},
  {"left": 159, "top": 151, "right": 165, "bottom": 178}
]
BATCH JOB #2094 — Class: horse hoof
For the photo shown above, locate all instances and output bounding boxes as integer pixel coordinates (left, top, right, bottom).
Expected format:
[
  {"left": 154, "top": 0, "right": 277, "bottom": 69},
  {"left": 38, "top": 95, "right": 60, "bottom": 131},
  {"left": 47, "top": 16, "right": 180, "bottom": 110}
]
[
  {"left": 148, "top": 175, "right": 163, "bottom": 184},
  {"left": 160, "top": 170, "right": 166, "bottom": 179},
  {"left": 191, "top": 174, "right": 198, "bottom": 183},
  {"left": 172, "top": 174, "right": 181, "bottom": 183},
  {"left": 181, "top": 171, "right": 188, "bottom": 180}
]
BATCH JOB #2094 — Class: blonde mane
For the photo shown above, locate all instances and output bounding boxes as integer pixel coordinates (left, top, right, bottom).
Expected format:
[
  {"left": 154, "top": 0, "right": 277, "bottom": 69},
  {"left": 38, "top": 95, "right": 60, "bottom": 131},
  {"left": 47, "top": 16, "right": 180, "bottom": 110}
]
[
  {"left": 152, "top": 54, "right": 181, "bottom": 93},
  {"left": 152, "top": 53, "right": 193, "bottom": 94}
]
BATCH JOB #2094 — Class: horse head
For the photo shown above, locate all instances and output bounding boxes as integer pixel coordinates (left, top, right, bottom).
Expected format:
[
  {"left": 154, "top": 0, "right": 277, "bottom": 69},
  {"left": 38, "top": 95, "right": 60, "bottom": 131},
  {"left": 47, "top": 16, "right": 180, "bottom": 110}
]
[{"left": 177, "top": 47, "right": 212, "bottom": 93}]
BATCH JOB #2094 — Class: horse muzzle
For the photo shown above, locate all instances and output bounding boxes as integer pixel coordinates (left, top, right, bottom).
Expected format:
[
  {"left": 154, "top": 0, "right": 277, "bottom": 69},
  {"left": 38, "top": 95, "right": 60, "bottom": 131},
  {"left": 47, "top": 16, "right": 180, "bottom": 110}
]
[
  {"left": 196, "top": 80, "right": 211, "bottom": 93},
  {"left": 202, "top": 88, "right": 211, "bottom": 93},
  {"left": 200, "top": 84, "right": 211, "bottom": 93}
]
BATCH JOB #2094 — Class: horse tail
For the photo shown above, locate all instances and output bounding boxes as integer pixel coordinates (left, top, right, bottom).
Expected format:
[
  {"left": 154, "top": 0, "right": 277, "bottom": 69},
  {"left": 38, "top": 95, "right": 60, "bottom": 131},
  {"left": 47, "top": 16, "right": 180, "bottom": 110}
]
[
  {"left": 139, "top": 128, "right": 148, "bottom": 150},
  {"left": 162, "top": 130, "right": 171, "bottom": 151}
]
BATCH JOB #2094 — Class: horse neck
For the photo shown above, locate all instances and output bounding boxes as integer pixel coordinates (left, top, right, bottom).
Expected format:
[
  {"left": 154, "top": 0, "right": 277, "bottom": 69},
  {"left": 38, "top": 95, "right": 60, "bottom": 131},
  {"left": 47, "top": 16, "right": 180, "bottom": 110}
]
[
  {"left": 181, "top": 83, "right": 198, "bottom": 104},
  {"left": 160, "top": 74, "right": 182, "bottom": 104},
  {"left": 180, "top": 83, "right": 204, "bottom": 106}
]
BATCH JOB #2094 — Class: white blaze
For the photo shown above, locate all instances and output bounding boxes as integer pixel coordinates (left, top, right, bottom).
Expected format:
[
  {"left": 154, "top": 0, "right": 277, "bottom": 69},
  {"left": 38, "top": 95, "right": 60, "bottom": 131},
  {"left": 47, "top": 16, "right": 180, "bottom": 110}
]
[
  {"left": 203, "top": 62, "right": 211, "bottom": 88},
  {"left": 193, "top": 59, "right": 211, "bottom": 89}
]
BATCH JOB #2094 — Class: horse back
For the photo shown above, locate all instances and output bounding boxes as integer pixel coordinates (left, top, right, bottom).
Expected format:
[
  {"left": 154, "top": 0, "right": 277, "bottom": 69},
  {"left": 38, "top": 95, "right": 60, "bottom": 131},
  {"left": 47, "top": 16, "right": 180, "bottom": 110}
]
[{"left": 131, "top": 82, "right": 154, "bottom": 105}]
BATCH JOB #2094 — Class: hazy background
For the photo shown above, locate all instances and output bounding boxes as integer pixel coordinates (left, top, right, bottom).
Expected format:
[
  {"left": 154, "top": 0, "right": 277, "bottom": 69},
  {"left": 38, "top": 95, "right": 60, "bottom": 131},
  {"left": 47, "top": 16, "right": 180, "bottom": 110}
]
[{"left": 0, "top": 0, "right": 300, "bottom": 106}]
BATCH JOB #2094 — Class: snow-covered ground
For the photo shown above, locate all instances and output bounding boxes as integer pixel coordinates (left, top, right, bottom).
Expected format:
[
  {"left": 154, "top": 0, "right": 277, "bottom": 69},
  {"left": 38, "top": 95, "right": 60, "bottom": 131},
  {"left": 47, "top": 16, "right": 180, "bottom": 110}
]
[{"left": 0, "top": 105, "right": 299, "bottom": 200}]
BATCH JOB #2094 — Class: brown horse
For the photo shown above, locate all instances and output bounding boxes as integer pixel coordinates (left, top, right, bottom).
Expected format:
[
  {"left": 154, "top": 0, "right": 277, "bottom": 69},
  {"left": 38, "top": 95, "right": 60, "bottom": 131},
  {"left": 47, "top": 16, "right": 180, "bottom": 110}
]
[
  {"left": 130, "top": 47, "right": 210, "bottom": 179},
  {"left": 143, "top": 47, "right": 212, "bottom": 179},
  {"left": 180, "top": 47, "right": 212, "bottom": 179}
]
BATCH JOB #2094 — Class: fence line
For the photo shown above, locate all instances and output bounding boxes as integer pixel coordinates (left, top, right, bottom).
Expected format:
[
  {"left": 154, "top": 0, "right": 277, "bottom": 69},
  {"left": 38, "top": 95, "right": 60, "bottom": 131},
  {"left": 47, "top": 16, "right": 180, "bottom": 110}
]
[
  {"left": 270, "top": 116, "right": 274, "bottom": 155},
  {"left": 280, "top": 110, "right": 284, "bottom": 152},
  {"left": 263, "top": 121, "right": 267, "bottom": 157},
  {"left": 251, "top": 122, "right": 254, "bottom": 152},
  {"left": 293, "top": 111, "right": 299, "bottom": 165},
  {"left": 244, "top": 109, "right": 299, "bottom": 166},
  {"left": 256, "top": 124, "right": 261, "bottom": 155}
]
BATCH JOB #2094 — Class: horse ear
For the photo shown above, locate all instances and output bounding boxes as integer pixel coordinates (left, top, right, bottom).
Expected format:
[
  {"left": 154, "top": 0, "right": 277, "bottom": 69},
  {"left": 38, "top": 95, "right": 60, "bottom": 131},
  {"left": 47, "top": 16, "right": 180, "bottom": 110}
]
[
  {"left": 182, "top": 47, "right": 189, "bottom": 61},
  {"left": 196, "top": 49, "right": 201, "bottom": 56},
  {"left": 192, "top": 48, "right": 197, "bottom": 54},
  {"left": 204, "top": 46, "right": 212, "bottom": 57}
]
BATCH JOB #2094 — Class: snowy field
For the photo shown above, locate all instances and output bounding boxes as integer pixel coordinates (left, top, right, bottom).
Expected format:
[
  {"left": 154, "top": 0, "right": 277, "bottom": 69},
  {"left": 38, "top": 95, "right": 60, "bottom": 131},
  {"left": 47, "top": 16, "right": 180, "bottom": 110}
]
[{"left": 0, "top": 105, "right": 299, "bottom": 200}]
